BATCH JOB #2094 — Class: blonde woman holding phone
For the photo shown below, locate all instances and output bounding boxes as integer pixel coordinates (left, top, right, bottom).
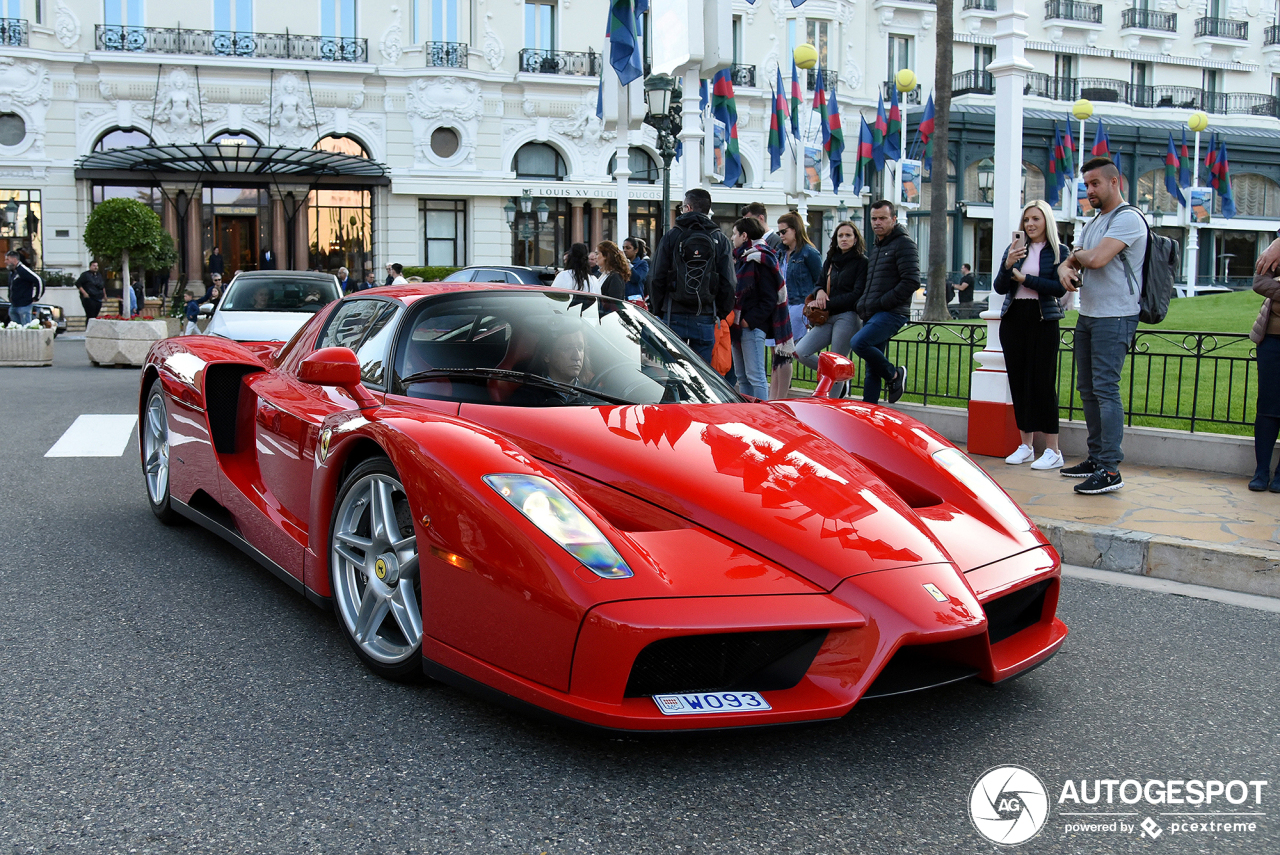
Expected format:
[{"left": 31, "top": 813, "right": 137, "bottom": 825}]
[{"left": 992, "top": 200, "right": 1070, "bottom": 470}]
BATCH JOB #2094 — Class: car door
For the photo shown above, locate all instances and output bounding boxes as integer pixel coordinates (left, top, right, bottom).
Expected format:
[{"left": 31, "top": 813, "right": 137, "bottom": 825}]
[{"left": 250, "top": 298, "right": 400, "bottom": 529}]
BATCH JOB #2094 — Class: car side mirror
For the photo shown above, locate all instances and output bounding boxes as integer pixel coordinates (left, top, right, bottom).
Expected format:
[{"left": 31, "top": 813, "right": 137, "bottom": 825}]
[
  {"left": 298, "top": 347, "right": 379, "bottom": 409},
  {"left": 814, "top": 352, "right": 856, "bottom": 398},
  {"left": 199, "top": 303, "right": 214, "bottom": 315}
]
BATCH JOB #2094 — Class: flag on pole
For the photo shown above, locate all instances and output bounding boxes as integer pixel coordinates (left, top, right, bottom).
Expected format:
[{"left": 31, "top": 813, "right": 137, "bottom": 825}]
[
  {"left": 1204, "top": 132, "right": 1219, "bottom": 180},
  {"left": 1091, "top": 120, "right": 1110, "bottom": 157},
  {"left": 1046, "top": 129, "right": 1061, "bottom": 208},
  {"left": 595, "top": 72, "right": 605, "bottom": 119},
  {"left": 885, "top": 85, "right": 901, "bottom": 162},
  {"left": 1165, "top": 134, "right": 1187, "bottom": 207},
  {"left": 917, "top": 93, "right": 935, "bottom": 174},
  {"left": 813, "top": 64, "right": 830, "bottom": 154},
  {"left": 872, "top": 93, "right": 888, "bottom": 171},
  {"left": 699, "top": 79, "right": 709, "bottom": 113},
  {"left": 790, "top": 60, "right": 802, "bottom": 138},
  {"left": 856, "top": 115, "right": 875, "bottom": 189},
  {"left": 827, "top": 82, "right": 844, "bottom": 193},
  {"left": 711, "top": 69, "right": 743, "bottom": 188},
  {"left": 775, "top": 65, "right": 791, "bottom": 142},
  {"left": 1061, "top": 120, "right": 1076, "bottom": 178},
  {"left": 767, "top": 84, "right": 785, "bottom": 173},
  {"left": 1178, "top": 128, "right": 1192, "bottom": 189},
  {"left": 606, "top": 0, "right": 643, "bottom": 85},
  {"left": 1215, "top": 140, "right": 1236, "bottom": 218}
]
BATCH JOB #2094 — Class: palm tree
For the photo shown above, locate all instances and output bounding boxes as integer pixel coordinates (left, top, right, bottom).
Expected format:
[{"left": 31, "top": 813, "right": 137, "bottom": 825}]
[{"left": 924, "top": 0, "right": 955, "bottom": 322}]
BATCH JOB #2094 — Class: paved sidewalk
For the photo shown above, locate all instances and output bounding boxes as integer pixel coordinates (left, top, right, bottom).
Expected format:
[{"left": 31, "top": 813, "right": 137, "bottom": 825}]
[{"left": 973, "top": 451, "right": 1280, "bottom": 599}]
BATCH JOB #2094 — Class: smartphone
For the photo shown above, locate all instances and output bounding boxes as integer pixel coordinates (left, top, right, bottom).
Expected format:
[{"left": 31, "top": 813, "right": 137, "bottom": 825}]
[{"left": 1012, "top": 230, "right": 1026, "bottom": 249}]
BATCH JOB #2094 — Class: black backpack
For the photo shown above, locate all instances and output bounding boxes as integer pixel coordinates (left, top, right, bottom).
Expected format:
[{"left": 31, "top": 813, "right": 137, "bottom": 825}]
[
  {"left": 672, "top": 227, "right": 721, "bottom": 313},
  {"left": 1116, "top": 204, "right": 1179, "bottom": 325}
]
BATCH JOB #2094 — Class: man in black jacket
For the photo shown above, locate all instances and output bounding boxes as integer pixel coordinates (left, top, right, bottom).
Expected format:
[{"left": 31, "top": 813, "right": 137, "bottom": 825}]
[
  {"left": 208, "top": 246, "right": 224, "bottom": 278},
  {"left": 4, "top": 250, "right": 42, "bottom": 325},
  {"left": 850, "top": 200, "right": 918, "bottom": 404},
  {"left": 649, "top": 188, "right": 735, "bottom": 363},
  {"left": 75, "top": 260, "right": 106, "bottom": 321}
]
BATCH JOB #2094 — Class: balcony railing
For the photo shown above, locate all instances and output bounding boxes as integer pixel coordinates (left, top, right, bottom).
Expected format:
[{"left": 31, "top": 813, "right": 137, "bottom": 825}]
[
  {"left": 1120, "top": 8, "right": 1177, "bottom": 32},
  {"left": 953, "top": 69, "right": 994, "bottom": 95},
  {"left": 0, "top": 17, "right": 28, "bottom": 46},
  {"left": 729, "top": 63, "right": 756, "bottom": 88},
  {"left": 1195, "top": 17, "right": 1248, "bottom": 39},
  {"left": 881, "top": 80, "right": 923, "bottom": 104},
  {"left": 518, "top": 48, "right": 601, "bottom": 76},
  {"left": 94, "top": 25, "right": 367, "bottom": 61},
  {"left": 1266, "top": 24, "right": 1280, "bottom": 45},
  {"left": 1021, "top": 73, "right": 1280, "bottom": 117},
  {"left": 425, "top": 41, "right": 467, "bottom": 68},
  {"left": 1025, "top": 73, "right": 1078, "bottom": 100},
  {"left": 807, "top": 68, "right": 839, "bottom": 91},
  {"left": 1044, "top": 0, "right": 1103, "bottom": 23},
  {"left": 962, "top": 0, "right": 997, "bottom": 10}
]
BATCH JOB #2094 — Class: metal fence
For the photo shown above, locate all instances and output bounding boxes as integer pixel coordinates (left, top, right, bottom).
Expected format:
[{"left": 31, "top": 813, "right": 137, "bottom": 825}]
[{"left": 788, "top": 321, "right": 1257, "bottom": 434}]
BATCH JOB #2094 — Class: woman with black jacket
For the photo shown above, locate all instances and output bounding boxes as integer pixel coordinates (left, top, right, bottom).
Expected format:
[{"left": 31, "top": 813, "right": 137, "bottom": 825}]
[
  {"left": 795, "top": 221, "right": 866, "bottom": 398},
  {"left": 993, "top": 200, "right": 1070, "bottom": 470},
  {"left": 730, "top": 217, "right": 786, "bottom": 399}
]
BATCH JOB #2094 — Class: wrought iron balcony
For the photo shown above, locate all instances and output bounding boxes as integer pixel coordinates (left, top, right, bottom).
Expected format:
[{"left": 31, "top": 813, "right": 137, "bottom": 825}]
[
  {"left": 425, "top": 41, "right": 467, "bottom": 68},
  {"left": 729, "top": 64, "right": 756, "bottom": 88},
  {"left": 1024, "top": 73, "right": 1077, "bottom": 100},
  {"left": 1195, "top": 17, "right": 1247, "bottom": 39},
  {"left": 879, "top": 80, "right": 921, "bottom": 104},
  {"left": 1121, "top": 8, "right": 1177, "bottom": 32},
  {"left": 1266, "top": 24, "right": 1280, "bottom": 45},
  {"left": 963, "top": 0, "right": 997, "bottom": 9},
  {"left": 1044, "top": 0, "right": 1103, "bottom": 23},
  {"left": 952, "top": 70, "right": 994, "bottom": 95},
  {"left": 518, "top": 48, "right": 601, "bottom": 76},
  {"left": 94, "top": 25, "right": 367, "bottom": 61},
  {"left": 806, "top": 68, "right": 839, "bottom": 91},
  {"left": 0, "top": 17, "right": 28, "bottom": 46}
]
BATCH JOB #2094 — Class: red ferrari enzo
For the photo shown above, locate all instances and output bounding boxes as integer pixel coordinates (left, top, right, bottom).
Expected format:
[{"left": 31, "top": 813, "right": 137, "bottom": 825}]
[{"left": 139, "top": 284, "right": 1067, "bottom": 730}]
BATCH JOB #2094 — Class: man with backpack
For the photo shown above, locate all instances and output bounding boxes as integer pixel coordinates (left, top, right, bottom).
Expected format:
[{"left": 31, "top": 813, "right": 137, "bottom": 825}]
[
  {"left": 1057, "top": 157, "right": 1148, "bottom": 495},
  {"left": 649, "top": 188, "right": 736, "bottom": 362}
]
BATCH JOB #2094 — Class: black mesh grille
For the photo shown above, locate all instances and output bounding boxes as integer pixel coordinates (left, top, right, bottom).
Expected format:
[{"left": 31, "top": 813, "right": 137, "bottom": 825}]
[
  {"left": 984, "top": 579, "right": 1050, "bottom": 644},
  {"left": 624, "top": 629, "right": 827, "bottom": 698},
  {"left": 204, "top": 365, "right": 260, "bottom": 454}
]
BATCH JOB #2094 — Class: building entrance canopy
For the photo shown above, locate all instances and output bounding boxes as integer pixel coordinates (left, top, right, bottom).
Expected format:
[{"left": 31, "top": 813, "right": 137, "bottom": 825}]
[{"left": 75, "top": 143, "right": 389, "bottom": 185}]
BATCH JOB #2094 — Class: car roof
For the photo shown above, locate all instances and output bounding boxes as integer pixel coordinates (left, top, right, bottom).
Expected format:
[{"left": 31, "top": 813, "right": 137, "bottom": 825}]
[
  {"left": 231, "top": 271, "right": 338, "bottom": 283},
  {"left": 354, "top": 282, "right": 563, "bottom": 305}
]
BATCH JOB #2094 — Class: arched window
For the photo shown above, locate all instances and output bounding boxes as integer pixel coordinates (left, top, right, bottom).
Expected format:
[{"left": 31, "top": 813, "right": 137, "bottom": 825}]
[
  {"left": 93, "top": 128, "right": 153, "bottom": 151},
  {"left": 1135, "top": 169, "right": 1183, "bottom": 216},
  {"left": 514, "top": 143, "right": 567, "bottom": 180},
  {"left": 609, "top": 148, "right": 659, "bottom": 184},
  {"left": 210, "top": 131, "right": 261, "bottom": 145},
  {"left": 1215, "top": 173, "right": 1280, "bottom": 218},
  {"left": 309, "top": 135, "right": 372, "bottom": 277},
  {"left": 962, "top": 158, "right": 1050, "bottom": 207},
  {"left": 314, "top": 134, "right": 370, "bottom": 158}
]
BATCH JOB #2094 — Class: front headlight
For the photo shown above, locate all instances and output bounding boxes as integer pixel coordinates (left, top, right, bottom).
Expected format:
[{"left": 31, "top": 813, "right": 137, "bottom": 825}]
[
  {"left": 931, "top": 448, "right": 1032, "bottom": 532},
  {"left": 483, "top": 474, "right": 634, "bottom": 579}
]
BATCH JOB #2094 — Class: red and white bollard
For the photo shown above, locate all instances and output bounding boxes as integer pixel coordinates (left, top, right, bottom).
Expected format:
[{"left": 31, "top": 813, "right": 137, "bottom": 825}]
[{"left": 967, "top": 307, "right": 1022, "bottom": 457}]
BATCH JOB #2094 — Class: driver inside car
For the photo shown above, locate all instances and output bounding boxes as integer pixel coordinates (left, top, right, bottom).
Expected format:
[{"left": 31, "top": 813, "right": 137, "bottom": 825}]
[{"left": 509, "top": 317, "right": 596, "bottom": 404}]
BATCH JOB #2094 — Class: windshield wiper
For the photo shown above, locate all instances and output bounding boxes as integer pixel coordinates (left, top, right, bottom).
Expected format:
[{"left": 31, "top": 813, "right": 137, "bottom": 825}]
[{"left": 399, "top": 368, "right": 632, "bottom": 406}]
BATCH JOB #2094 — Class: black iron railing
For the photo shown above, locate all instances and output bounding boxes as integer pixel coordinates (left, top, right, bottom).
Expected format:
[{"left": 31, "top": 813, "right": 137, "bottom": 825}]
[
  {"left": 94, "top": 25, "right": 367, "bottom": 61},
  {"left": 518, "top": 48, "right": 601, "bottom": 76},
  {"left": 1121, "top": 8, "right": 1177, "bottom": 31},
  {"left": 425, "top": 41, "right": 467, "bottom": 67},
  {"left": 1025, "top": 73, "right": 1078, "bottom": 100},
  {"left": 807, "top": 68, "right": 839, "bottom": 91},
  {"left": 729, "top": 64, "right": 757, "bottom": 88},
  {"left": 963, "top": 0, "right": 997, "bottom": 10},
  {"left": 953, "top": 70, "right": 994, "bottom": 95},
  {"left": 1195, "top": 17, "right": 1248, "bottom": 39},
  {"left": 1044, "top": 0, "right": 1103, "bottom": 23},
  {"left": 0, "top": 17, "right": 27, "bottom": 46},
  {"left": 881, "top": 81, "right": 923, "bottom": 104},
  {"left": 1021, "top": 73, "right": 1279, "bottom": 116},
  {"left": 789, "top": 321, "right": 1258, "bottom": 434},
  {"left": 1267, "top": 24, "right": 1280, "bottom": 45}
]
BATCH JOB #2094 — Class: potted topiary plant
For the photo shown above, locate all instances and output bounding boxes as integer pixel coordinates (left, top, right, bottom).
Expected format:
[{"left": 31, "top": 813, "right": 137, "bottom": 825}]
[{"left": 82, "top": 199, "right": 175, "bottom": 365}]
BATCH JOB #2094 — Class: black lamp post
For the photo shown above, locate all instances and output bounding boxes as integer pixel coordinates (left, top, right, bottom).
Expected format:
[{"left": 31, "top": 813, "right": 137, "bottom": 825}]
[
  {"left": 643, "top": 73, "right": 682, "bottom": 242},
  {"left": 506, "top": 191, "right": 552, "bottom": 265}
]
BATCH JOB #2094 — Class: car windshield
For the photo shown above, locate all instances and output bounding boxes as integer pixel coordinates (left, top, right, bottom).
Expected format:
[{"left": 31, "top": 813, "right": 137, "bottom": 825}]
[
  {"left": 394, "top": 291, "right": 741, "bottom": 406},
  {"left": 219, "top": 277, "right": 341, "bottom": 312}
]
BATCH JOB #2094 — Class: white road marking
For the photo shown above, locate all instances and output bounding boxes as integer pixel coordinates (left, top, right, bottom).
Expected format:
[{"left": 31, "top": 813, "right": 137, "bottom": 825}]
[
  {"left": 1063, "top": 564, "right": 1280, "bottom": 615},
  {"left": 45, "top": 414, "right": 138, "bottom": 458}
]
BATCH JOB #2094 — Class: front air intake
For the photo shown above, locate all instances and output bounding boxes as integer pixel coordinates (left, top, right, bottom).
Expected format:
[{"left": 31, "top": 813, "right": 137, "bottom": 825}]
[
  {"left": 623, "top": 629, "right": 827, "bottom": 697},
  {"left": 984, "top": 579, "right": 1050, "bottom": 644}
]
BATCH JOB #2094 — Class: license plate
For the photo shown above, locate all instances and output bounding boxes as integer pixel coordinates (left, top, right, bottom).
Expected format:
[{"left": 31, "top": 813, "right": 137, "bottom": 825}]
[{"left": 652, "top": 691, "right": 771, "bottom": 715}]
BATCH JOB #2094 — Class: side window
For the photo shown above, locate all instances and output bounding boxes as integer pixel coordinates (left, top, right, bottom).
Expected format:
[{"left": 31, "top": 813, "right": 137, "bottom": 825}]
[
  {"left": 355, "top": 305, "right": 402, "bottom": 389},
  {"left": 318, "top": 300, "right": 384, "bottom": 351}
]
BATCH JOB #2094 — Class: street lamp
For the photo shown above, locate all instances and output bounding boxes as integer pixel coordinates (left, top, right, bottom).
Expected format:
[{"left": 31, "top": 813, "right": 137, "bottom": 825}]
[
  {"left": 518, "top": 190, "right": 533, "bottom": 215},
  {"left": 836, "top": 200, "right": 848, "bottom": 224},
  {"left": 978, "top": 164, "right": 995, "bottom": 203},
  {"left": 2, "top": 199, "right": 17, "bottom": 232},
  {"left": 822, "top": 209, "right": 835, "bottom": 246},
  {"left": 506, "top": 194, "right": 553, "bottom": 266},
  {"left": 643, "top": 72, "right": 681, "bottom": 242}
]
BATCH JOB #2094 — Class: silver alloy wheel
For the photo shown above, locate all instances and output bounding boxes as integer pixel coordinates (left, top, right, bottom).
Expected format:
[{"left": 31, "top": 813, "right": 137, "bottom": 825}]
[
  {"left": 331, "top": 472, "right": 422, "bottom": 665},
  {"left": 142, "top": 386, "right": 170, "bottom": 506}
]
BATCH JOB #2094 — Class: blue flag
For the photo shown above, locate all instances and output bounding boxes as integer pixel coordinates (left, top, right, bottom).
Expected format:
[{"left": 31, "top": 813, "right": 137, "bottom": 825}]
[
  {"left": 1046, "top": 128, "right": 1061, "bottom": 208},
  {"left": 606, "top": 0, "right": 643, "bottom": 85}
]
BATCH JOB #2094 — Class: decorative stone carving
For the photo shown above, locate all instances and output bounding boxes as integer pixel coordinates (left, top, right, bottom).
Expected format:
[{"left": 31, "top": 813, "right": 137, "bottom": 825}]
[
  {"left": 245, "top": 73, "right": 333, "bottom": 146},
  {"left": 380, "top": 5, "right": 404, "bottom": 64},
  {"left": 762, "top": 46, "right": 780, "bottom": 86},
  {"left": 135, "top": 68, "right": 227, "bottom": 143},
  {"left": 841, "top": 45, "right": 863, "bottom": 92},
  {"left": 483, "top": 13, "right": 506, "bottom": 71},
  {"left": 54, "top": 0, "right": 82, "bottom": 49},
  {"left": 0, "top": 59, "right": 52, "bottom": 155},
  {"left": 770, "top": 0, "right": 787, "bottom": 28},
  {"left": 406, "top": 77, "right": 482, "bottom": 167},
  {"left": 349, "top": 91, "right": 365, "bottom": 110},
  {"left": 1124, "top": 35, "right": 1142, "bottom": 51},
  {"left": 921, "top": 12, "right": 934, "bottom": 29}
]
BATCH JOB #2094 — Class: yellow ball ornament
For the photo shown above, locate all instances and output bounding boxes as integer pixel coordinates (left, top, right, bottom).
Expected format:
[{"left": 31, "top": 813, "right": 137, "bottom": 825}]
[
  {"left": 1187, "top": 111, "right": 1209, "bottom": 133},
  {"left": 793, "top": 43, "right": 818, "bottom": 70},
  {"left": 1071, "top": 99, "right": 1094, "bottom": 121},
  {"left": 895, "top": 68, "right": 917, "bottom": 92}
]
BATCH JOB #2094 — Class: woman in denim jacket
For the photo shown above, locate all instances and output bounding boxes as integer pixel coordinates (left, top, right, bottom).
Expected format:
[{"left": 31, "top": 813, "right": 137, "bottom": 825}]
[
  {"left": 776, "top": 211, "right": 823, "bottom": 336},
  {"left": 992, "top": 200, "right": 1070, "bottom": 470}
]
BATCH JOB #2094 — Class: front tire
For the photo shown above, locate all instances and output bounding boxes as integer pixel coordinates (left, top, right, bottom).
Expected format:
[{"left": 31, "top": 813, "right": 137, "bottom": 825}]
[
  {"left": 142, "top": 378, "right": 178, "bottom": 524},
  {"left": 329, "top": 457, "right": 423, "bottom": 681}
]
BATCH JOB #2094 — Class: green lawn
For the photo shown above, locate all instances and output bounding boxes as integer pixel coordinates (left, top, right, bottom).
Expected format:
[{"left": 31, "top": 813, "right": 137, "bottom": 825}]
[{"left": 786, "top": 290, "right": 1263, "bottom": 436}]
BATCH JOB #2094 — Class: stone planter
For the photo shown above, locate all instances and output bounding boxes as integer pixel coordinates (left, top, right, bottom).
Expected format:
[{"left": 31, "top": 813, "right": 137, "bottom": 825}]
[
  {"left": 85, "top": 318, "right": 169, "bottom": 367},
  {"left": 164, "top": 317, "right": 182, "bottom": 338},
  {"left": 0, "top": 327, "right": 55, "bottom": 367}
]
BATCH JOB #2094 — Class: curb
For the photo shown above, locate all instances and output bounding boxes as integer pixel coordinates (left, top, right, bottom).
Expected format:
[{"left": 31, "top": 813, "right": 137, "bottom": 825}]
[{"left": 1033, "top": 517, "right": 1280, "bottom": 601}]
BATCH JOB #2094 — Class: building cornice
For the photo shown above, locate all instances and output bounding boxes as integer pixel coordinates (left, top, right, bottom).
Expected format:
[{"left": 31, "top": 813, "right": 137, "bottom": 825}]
[{"left": 953, "top": 31, "right": 1259, "bottom": 71}]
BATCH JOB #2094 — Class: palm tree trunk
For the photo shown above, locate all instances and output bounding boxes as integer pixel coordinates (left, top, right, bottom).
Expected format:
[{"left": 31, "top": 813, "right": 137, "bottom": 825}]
[{"left": 924, "top": 0, "right": 955, "bottom": 322}]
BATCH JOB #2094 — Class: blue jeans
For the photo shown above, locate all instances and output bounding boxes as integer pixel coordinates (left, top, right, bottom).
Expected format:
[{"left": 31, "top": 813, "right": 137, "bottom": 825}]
[
  {"left": 1074, "top": 314, "right": 1139, "bottom": 470},
  {"left": 850, "top": 312, "right": 908, "bottom": 403},
  {"left": 665, "top": 311, "right": 717, "bottom": 364},
  {"left": 8, "top": 304, "right": 33, "bottom": 325},
  {"left": 732, "top": 327, "right": 768, "bottom": 398},
  {"left": 796, "top": 310, "right": 861, "bottom": 398}
]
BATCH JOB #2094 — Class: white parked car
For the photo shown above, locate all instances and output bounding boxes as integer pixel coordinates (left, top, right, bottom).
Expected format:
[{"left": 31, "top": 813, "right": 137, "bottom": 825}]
[{"left": 204, "top": 271, "right": 342, "bottom": 342}]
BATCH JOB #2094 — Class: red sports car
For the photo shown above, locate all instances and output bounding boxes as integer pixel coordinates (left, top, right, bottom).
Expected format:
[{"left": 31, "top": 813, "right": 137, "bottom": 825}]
[{"left": 139, "top": 284, "right": 1067, "bottom": 731}]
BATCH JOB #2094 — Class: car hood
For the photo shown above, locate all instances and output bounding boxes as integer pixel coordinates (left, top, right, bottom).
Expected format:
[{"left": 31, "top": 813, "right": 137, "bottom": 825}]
[
  {"left": 460, "top": 403, "right": 952, "bottom": 591},
  {"left": 206, "top": 310, "right": 313, "bottom": 342}
]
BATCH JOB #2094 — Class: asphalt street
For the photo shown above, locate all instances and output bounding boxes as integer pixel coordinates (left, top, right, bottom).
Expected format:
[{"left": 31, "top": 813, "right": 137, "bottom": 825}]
[{"left": 1, "top": 338, "right": 1276, "bottom": 854}]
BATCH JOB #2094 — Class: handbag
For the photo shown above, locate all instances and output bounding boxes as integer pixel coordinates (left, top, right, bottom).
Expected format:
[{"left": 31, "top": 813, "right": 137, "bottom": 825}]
[
  {"left": 711, "top": 310, "right": 735, "bottom": 375},
  {"left": 803, "top": 292, "right": 830, "bottom": 327}
]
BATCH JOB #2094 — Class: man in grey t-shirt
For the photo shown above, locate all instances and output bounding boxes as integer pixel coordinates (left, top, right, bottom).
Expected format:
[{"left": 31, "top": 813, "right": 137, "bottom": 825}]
[{"left": 1058, "top": 157, "right": 1147, "bottom": 495}]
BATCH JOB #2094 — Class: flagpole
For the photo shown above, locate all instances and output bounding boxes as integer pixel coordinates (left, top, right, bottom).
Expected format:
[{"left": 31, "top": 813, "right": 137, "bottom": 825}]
[{"left": 1185, "top": 112, "right": 1207, "bottom": 295}]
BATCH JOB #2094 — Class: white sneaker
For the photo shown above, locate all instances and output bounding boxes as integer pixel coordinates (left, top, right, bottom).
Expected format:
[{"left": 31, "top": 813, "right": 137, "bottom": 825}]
[
  {"left": 1030, "top": 448, "right": 1065, "bottom": 470},
  {"left": 1005, "top": 444, "right": 1035, "bottom": 465}
]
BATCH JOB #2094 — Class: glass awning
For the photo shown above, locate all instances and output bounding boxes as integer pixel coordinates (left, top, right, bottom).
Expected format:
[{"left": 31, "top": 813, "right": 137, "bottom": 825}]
[{"left": 75, "top": 143, "right": 388, "bottom": 182}]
